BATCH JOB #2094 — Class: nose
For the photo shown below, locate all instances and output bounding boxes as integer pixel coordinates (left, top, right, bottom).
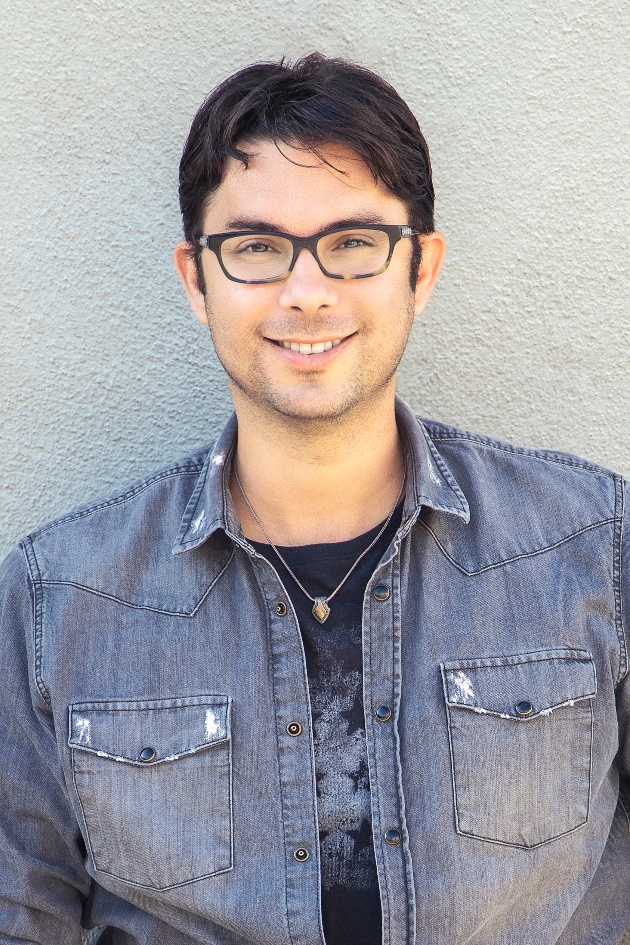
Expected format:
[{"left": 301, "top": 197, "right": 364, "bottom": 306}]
[{"left": 277, "top": 247, "right": 339, "bottom": 314}]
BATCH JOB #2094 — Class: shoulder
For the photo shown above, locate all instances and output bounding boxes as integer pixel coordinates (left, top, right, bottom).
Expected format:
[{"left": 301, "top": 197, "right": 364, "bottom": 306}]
[
  {"left": 416, "top": 416, "right": 623, "bottom": 577},
  {"left": 30, "top": 445, "right": 210, "bottom": 538},
  {"left": 420, "top": 415, "right": 621, "bottom": 496},
  {"left": 18, "top": 444, "right": 213, "bottom": 584}
]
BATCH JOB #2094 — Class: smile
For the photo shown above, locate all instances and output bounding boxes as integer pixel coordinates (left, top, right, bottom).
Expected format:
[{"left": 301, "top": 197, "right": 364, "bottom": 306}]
[{"left": 278, "top": 339, "right": 343, "bottom": 355}]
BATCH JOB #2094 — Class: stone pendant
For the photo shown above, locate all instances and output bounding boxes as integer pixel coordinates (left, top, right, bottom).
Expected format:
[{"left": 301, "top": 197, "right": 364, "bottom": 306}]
[{"left": 312, "top": 597, "right": 331, "bottom": 624}]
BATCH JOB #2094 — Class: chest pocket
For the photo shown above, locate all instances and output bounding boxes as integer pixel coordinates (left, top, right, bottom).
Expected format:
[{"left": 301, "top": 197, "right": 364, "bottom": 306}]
[
  {"left": 441, "top": 649, "right": 596, "bottom": 849},
  {"left": 69, "top": 695, "right": 232, "bottom": 890}
]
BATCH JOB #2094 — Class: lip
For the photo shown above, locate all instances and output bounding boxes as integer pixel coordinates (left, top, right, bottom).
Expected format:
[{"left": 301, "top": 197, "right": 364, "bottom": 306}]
[{"left": 266, "top": 333, "right": 354, "bottom": 366}]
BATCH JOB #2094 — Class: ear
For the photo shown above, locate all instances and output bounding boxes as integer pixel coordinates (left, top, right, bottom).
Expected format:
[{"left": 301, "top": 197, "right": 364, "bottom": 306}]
[
  {"left": 413, "top": 231, "right": 446, "bottom": 317},
  {"left": 174, "top": 241, "right": 209, "bottom": 325}
]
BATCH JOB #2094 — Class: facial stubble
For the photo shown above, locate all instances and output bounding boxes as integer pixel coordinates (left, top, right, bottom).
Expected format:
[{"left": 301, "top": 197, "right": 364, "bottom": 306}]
[{"left": 203, "top": 294, "right": 417, "bottom": 431}]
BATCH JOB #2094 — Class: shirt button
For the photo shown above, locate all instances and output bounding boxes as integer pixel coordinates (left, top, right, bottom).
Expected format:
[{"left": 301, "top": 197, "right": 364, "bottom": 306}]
[
  {"left": 515, "top": 700, "right": 533, "bottom": 716},
  {"left": 375, "top": 705, "right": 392, "bottom": 722},
  {"left": 373, "top": 585, "right": 391, "bottom": 602},
  {"left": 138, "top": 747, "right": 156, "bottom": 763},
  {"left": 286, "top": 721, "right": 303, "bottom": 737},
  {"left": 384, "top": 829, "right": 401, "bottom": 846},
  {"left": 294, "top": 847, "right": 310, "bottom": 862},
  {"left": 275, "top": 601, "right": 288, "bottom": 617}
]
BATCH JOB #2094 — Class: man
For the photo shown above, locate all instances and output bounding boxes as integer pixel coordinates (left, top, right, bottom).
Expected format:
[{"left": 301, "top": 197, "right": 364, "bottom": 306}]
[{"left": 1, "top": 52, "right": 629, "bottom": 945}]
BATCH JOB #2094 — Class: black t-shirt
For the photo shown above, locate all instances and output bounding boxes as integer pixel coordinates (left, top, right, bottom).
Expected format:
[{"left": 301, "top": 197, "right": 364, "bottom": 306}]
[{"left": 251, "top": 504, "right": 403, "bottom": 945}]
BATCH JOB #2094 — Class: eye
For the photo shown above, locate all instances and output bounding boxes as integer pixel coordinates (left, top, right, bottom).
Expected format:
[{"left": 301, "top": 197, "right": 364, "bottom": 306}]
[
  {"left": 329, "top": 232, "right": 378, "bottom": 252},
  {"left": 235, "top": 239, "right": 280, "bottom": 255}
]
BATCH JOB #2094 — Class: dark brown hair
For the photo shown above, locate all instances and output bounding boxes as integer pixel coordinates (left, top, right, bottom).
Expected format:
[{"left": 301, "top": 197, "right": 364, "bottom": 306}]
[{"left": 179, "top": 53, "right": 435, "bottom": 290}]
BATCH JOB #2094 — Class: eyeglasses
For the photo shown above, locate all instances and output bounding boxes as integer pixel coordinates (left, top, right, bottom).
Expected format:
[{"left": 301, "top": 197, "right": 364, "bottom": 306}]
[{"left": 196, "top": 224, "right": 420, "bottom": 284}]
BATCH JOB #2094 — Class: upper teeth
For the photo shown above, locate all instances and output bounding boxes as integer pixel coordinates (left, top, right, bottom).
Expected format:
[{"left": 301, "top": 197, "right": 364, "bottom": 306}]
[{"left": 281, "top": 340, "right": 341, "bottom": 354}]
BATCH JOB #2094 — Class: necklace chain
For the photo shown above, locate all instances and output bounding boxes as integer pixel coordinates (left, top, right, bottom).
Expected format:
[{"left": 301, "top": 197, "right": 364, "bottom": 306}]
[{"left": 234, "top": 464, "right": 405, "bottom": 624}]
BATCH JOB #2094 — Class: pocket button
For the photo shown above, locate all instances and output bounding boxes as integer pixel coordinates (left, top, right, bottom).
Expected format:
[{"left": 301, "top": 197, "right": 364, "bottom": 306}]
[
  {"left": 139, "top": 747, "right": 157, "bottom": 763},
  {"left": 515, "top": 700, "right": 533, "bottom": 717}
]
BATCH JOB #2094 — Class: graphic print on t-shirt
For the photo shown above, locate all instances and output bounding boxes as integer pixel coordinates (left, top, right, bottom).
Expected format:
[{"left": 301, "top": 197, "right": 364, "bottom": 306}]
[{"left": 309, "top": 618, "right": 375, "bottom": 891}]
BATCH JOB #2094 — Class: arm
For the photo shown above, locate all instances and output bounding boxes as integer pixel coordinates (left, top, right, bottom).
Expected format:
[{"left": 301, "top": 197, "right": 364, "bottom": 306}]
[
  {"left": 0, "top": 545, "right": 90, "bottom": 944},
  {"left": 617, "top": 479, "right": 630, "bottom": 786},
  {"left": 555, "top": 476, "right": 630, "bottom": 944}
]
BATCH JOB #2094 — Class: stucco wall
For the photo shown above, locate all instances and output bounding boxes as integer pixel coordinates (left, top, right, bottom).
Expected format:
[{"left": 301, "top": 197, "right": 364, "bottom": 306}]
[{"left": 1, "top": 0, "right": 629, "bottom": 559}]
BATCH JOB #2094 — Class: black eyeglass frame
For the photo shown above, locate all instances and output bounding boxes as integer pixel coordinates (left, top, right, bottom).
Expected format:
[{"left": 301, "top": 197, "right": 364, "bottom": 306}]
[{"left": 196, "top": 224, "right": 420, "bottom": 284}]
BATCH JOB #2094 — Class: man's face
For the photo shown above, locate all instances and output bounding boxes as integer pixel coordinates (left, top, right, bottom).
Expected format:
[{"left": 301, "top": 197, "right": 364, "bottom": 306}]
[{"left": 177, "top": 139, "right": 443, "bottom": 424}]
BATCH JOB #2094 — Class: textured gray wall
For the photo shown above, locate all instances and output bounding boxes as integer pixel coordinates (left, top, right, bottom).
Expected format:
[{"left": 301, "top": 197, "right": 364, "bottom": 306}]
[{"left": 1, "top": 0, "right": 629, "bottom": 559}]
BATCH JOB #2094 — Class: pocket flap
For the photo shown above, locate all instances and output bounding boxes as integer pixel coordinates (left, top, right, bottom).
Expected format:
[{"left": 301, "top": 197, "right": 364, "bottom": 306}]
[
  {"left": 69, "top": 695, "right": 230, "bottom": 765},
  {"left": 441, "top": 649, "right": 596, "bottom": 720}
]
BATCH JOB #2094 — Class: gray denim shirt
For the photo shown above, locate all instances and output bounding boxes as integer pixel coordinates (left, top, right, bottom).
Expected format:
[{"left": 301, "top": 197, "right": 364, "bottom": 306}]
[{"left": 2, "top": 397, "right": 630, "bottom": 945}]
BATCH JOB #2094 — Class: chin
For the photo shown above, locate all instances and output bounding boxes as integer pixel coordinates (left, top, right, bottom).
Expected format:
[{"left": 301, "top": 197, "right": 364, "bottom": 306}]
[
  {"left": 260, "top": 383, "right": 387, "bottom": 426},
  {"left": 269, "top": 398, "right": 353, "bottom": 424},
  {"left": 226, "top": 361, "right": 397, "bottom": 425}
]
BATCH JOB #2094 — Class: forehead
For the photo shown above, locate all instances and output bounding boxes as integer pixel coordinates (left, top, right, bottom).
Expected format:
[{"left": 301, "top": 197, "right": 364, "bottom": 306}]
[{"left": 203, "top": 139, "right": 408, "bottom": 234}]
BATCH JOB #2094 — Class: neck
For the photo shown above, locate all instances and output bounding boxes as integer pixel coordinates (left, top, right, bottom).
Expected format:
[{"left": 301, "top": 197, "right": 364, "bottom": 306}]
[{"left": 229, "top": 387, "right": 405, "bottom": 547}]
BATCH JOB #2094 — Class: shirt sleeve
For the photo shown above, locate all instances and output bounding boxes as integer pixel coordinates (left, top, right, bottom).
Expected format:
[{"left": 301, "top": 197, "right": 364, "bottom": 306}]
[
  {"left": 0, "top": 544, "right": 90, "bottom": 944},
  {"left": 616, "top": 478, "right": 630, "bottom": 786}
]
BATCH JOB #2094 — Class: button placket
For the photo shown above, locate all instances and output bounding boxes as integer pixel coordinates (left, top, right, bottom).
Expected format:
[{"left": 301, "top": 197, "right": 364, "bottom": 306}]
[
  {"left": 363, "top": 556, "right": 415, "bottom": 945},
  {"left": 249, "top": 553, "right": 323, "bottom": 945}
]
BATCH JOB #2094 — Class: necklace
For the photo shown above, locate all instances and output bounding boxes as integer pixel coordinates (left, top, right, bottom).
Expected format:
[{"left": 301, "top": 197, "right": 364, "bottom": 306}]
[{"left": 234, "top": 465, "right": 405, "bottom": 624}]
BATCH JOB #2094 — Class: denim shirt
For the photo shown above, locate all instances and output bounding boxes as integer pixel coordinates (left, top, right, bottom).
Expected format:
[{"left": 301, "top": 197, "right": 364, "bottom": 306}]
[{"left": 2, "top": 397, "right": 630, "bottom": 945}]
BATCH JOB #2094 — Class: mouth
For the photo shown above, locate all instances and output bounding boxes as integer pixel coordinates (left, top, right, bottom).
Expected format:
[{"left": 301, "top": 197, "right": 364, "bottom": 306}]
[{"left": 273, "top": 338, "right": 344, "bottom": 356}]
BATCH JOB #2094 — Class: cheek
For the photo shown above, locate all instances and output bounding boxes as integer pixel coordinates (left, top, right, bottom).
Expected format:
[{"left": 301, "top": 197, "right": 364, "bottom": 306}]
[
  {"left": 203, "top": 285, "right": 270, "bottom": 347},
  {"left": 368, "top": 280, "right": 416, "bottom": 329}
]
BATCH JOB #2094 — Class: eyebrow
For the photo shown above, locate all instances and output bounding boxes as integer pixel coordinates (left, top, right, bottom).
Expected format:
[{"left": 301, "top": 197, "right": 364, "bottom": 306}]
[{"left": 223, "top": 212, "right": 389, "bottom": 234}]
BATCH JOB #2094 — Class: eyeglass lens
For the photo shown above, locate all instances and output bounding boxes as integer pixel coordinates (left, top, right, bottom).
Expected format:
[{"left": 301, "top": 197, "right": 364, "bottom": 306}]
[{"left": 220, "top": 229, "right": 391, "bottom": 281}]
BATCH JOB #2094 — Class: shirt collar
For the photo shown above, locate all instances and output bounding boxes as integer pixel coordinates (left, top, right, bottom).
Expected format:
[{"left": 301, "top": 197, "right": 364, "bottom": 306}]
[
  {"left": 395, "top": 396, "right": 470, "bottom": 526},
  {"left": 172, "top": 396, "right": 469, "bottom": 555}
]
